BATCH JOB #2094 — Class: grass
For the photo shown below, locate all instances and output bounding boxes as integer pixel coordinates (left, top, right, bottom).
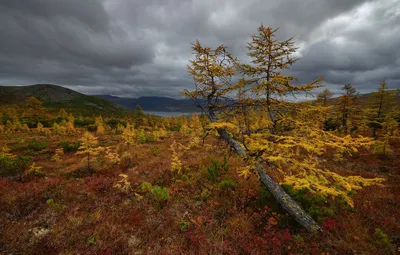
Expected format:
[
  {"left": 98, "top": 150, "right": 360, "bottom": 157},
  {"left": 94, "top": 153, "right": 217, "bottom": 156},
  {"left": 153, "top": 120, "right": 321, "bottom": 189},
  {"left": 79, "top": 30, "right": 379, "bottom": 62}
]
[{"left": 0, "top": 128, "right": 398, "bottom": 254}]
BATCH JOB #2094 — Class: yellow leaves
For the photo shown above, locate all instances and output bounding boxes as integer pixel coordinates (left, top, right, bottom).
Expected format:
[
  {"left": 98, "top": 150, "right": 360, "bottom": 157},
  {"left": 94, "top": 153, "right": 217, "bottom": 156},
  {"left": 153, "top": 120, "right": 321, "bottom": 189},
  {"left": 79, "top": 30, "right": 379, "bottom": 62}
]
[
  {"left": 114, "top": 174, "right": 132, "bottom": 193},
  {"left": 282, "top": 169, "right": 385, "bottom": 207},
  {"left": 170, "top": 140, "right": 183, "bottom": 174},
  {"left": 51, "top": 148, "right": 64, "bottom": 163},
  {"left": 36, "top": 122, "right": 44, "bottom": 133},
  {"left": 104, "top": 147, "right": 120, "bottom": 165},
  {"left": 1, "top": 144, "right": 11, "bottom": 154},
  {"left": 26, "top": 163, "right": 45, "bottom": 177},
  {"left": 237, "top": 165, "right": 252, "bottom": 179},
  {"left": 78, "top": 132, "right": 98, "bottom": 150},
  {"left": 208, "top": 122, "right": 238, "bottom": 132},
  {"left": 121, "top": 123, "right": 136, "bottom": 147}
]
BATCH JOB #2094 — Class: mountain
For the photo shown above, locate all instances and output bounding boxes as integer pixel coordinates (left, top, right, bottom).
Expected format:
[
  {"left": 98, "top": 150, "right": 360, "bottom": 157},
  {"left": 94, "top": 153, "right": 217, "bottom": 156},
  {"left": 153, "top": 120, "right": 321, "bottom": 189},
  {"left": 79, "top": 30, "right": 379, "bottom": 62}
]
[
  {"left": 0, "top": 84, "right": 123, "bottom": 116},
  {"left": 94, "top": 95, "right": 202, "bottom": 112}
]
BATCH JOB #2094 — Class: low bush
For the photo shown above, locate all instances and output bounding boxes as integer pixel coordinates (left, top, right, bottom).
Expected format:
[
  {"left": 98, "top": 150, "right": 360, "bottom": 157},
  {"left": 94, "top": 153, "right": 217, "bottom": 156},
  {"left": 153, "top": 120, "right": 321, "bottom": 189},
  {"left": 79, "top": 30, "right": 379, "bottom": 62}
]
[
  {"left": 141, "top": 182, "right": 170, "bottom": 208},
  {"left": 106, "top": 119, "right": 126, "bottom": 129},
  {"left": 74, "top": 119, "right": 95, "bottom": 127},
  {"left": 374, "top": 228, "right": 393, "bottom": 252},
  {"left": 218, "top": 178, "right": 237, "bottom": 190},
  {"left": 275, "top": 184, "right": 338, "bottom": 223},
  {"left": 0, "top": 153, "right": 32, "bottom": 177},
  {"left": 28, "top": 138, "right": 48, "bottom": 151},
  {"left": 60, "top": 141, "right": 81, "bottom": 153},
  {"left": 206, "top": 156, "right": 229, "bottom": 182}
]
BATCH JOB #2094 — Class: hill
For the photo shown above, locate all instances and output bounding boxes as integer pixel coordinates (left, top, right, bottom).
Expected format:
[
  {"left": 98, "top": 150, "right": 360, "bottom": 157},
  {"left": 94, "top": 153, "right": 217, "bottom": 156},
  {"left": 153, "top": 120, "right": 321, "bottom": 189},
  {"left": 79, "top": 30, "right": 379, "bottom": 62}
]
[
  {"left": 0, "top": 84, "right": 123, "bottom": 116},
  {"left": 94, "top": 95, "right": 202, "bottom": 112}
]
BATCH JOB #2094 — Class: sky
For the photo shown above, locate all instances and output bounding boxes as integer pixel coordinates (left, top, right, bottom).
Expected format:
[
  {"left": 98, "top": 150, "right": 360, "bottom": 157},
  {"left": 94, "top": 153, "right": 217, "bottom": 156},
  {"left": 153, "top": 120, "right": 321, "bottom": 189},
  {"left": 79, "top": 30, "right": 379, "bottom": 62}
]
[{"left": 0, "top": 0, "right": 399, "bottom": 98}]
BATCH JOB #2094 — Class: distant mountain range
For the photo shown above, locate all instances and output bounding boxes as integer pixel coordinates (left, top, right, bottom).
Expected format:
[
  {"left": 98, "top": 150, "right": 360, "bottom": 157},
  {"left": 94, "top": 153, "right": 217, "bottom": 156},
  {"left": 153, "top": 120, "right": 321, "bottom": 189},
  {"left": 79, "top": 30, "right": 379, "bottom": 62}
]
[
  {"left": 0, "top": 84, "right": 398, "bottom": 115},
  {"left": 93, "top": 95, "right": 202, "bottom": 112}
]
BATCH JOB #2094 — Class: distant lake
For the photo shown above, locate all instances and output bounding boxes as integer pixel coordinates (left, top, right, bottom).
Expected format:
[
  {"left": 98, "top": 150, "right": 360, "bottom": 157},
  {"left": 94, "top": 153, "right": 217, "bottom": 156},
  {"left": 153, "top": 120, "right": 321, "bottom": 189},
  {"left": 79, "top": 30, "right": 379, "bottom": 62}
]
[{"left": 144, "top": 111, "right": 201, "bottom": 117}]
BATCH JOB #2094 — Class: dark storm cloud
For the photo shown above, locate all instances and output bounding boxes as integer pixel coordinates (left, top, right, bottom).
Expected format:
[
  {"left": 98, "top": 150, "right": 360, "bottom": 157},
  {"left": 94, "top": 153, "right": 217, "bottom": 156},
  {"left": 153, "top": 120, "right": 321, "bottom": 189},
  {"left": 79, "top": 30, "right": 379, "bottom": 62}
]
[{"left": 0, "top": 0, "right": 399, "bottom": 97}]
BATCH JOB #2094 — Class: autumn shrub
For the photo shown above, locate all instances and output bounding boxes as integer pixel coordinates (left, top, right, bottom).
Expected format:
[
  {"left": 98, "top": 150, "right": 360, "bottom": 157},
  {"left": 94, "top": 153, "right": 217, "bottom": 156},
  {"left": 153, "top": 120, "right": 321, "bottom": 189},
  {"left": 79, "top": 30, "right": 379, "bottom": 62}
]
[
  {"left": 374, "top": 228, "right": 393, "bottom": 252},
  {"left": 46, "top": 198, "right": 63, "bottom": 211},
  {"left": 141, "top": 182, "right": 170, "bottom": 207},
  {"left": 25, "top": 163, "right": 46, "bottom": 178},
  {"left": 28, "top": 138, "right": 48, "bottom": 151},
  {"left": 60, "top": 141, "right": 81, "bottom": 153},
  {"left": 149, "top": 146, "right": 160, "bottom": 156},
  {"left": 323, "top": 117, "right": 339, "bottom": 131},
  {"left": 199, "top": 188, "right": 211, "bottom": 201},
  {"left": 218, "top": 178, "right": 237, "bottom": 190},
  {"left": 151, "top": 186, "right": 170, "bottom": 206},
  {"left": 106, "top": 119, "right": 126, "bottom": 129},
  {"left": 0, "top": 153, "right": 32, "bottom": 177},
  {"left": 74, "top": 118, "right": 95, "bottom": 127},
  {"left": 279, "top": 184, "right": 337, "bottom": 223},
  {"left": 177, "top": 219, "right": 191, "bottom": 231},
  {"left": 141, "top": 182, "right": 153, "bottom": 193},
  {"left": 206, "top": 156, "right": 229, "bottom": 182},
  {"left": 114, "top": 174, "right": 132, "bottom": 193},
  {"left": 144, "top": 137, "right": 156, "bottom": 143}
]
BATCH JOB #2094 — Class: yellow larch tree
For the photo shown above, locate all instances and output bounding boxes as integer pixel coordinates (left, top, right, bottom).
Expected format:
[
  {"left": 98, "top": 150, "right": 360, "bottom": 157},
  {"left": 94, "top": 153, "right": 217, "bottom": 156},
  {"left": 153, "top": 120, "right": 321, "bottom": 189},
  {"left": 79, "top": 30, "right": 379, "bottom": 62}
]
[
  {"left": 184, "top": 25, "right": 385, "bottom": 231},
  {"left": 66, "top": 113, "right": 76, "bottom": 134},
  {"left": 51, "top": 148, "right": 64, "bottom": 163},
  {"left": 95, "top": 116, "right": 105, "bottom": 135},
  {"left": 76, "top": 132, "right": 101, "bottom": 173},
  {"left": 188, "top": 113, "right": 203, "bottom": 146},
  {"left": 121, "top": 123, "right": 136, "bottom": 148},
  {"left": 170, "top": 140, "right": 183, "bottom": 174},
  {"left": 36, "top": 122, "right": 44, "bottom": 133}
]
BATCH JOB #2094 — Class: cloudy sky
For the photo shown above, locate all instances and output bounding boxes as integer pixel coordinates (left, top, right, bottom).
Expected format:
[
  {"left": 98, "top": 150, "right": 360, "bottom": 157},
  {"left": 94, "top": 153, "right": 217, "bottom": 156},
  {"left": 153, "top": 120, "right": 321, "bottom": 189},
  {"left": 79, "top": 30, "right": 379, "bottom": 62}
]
[{"left": 0, "top": 0, "right": 399, "bottom": 98}]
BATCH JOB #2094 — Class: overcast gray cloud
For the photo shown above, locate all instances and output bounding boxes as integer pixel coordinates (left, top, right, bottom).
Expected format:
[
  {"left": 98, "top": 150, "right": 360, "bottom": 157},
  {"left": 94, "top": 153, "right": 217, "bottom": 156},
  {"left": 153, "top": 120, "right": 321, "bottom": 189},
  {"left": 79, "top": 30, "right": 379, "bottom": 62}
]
[{"left": 0, "top": 0, "right": 399, "bottom": 98}]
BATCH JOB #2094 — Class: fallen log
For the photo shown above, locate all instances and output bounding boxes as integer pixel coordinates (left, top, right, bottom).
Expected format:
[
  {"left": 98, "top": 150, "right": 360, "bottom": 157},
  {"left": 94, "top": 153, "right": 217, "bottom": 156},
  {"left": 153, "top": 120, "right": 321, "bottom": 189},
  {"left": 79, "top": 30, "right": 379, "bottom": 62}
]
[{"left": 217, "top": 128, "right": 321, "bottom": 232}]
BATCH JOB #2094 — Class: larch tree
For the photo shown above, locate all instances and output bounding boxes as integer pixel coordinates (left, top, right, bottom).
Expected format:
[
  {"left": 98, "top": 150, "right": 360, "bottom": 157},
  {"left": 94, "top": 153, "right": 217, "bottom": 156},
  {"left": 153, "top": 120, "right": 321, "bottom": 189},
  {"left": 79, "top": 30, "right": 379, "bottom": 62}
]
[
  {"left": 57, "top": 108, "right": 68, "bottom": 119},
  {"left": 317, "top": 88, "right": 334, "bottom": 106},
  {"left": 66, "top": 113, "right": 75, "bottom": 134},
  {"left": 184, "top": 37, "right": 323, "bottom": 231},
  {"left": 373, "top": 111, "right": 399, "bottom": 155},
  {"left": 337, "top": 84, "right": 359, "bottom": 133},
  {"left": 95, "top": 116, "right": 105, "bottom": 135},
  {"left": 240, "top": 25, "right": 319, "bottom": 133},
  {"left": 76, "top": 132, "right": 101, "bottom": 174},
  {"left": 189, "top": 113, "right": 203, "bottom": 146},
  {"left": 369, "top": 80, "right": 397, "bottom": 137},
  {"left": 121, "top": 123, "right": 136, "bottom": 148},
  {"left": 36, "top": 122, "right": 44, "bottom": 133},
  {"left": 184, "top": 25, "right": 384, "bottom": 232}
]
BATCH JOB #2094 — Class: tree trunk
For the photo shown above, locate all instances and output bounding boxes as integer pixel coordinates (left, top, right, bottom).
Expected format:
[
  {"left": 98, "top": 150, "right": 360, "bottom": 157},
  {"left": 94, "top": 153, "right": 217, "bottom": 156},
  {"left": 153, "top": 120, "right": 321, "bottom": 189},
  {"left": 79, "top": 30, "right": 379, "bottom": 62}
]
[{"left": 217, "top": 128, "right": 321, "bottom": 232}]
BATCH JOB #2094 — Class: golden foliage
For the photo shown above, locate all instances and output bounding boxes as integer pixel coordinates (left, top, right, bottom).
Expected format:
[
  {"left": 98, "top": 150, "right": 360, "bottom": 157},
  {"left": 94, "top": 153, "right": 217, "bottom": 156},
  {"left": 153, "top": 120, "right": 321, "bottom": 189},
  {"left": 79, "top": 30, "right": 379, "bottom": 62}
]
[
  {"left": 170, "top": 140, "right": 182, "bottom": 174},
  {"left": 51, "top": 148, "right": 64, "bottom": 163},
  {"left": 121, "top": 123, "right": 136, "bottom": 147},
  {"left": 114, "top": 174, "right": 132, "bottom": 193},
  {"left": 184, "top": 24, "right": 386, "bottom": 207}
]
